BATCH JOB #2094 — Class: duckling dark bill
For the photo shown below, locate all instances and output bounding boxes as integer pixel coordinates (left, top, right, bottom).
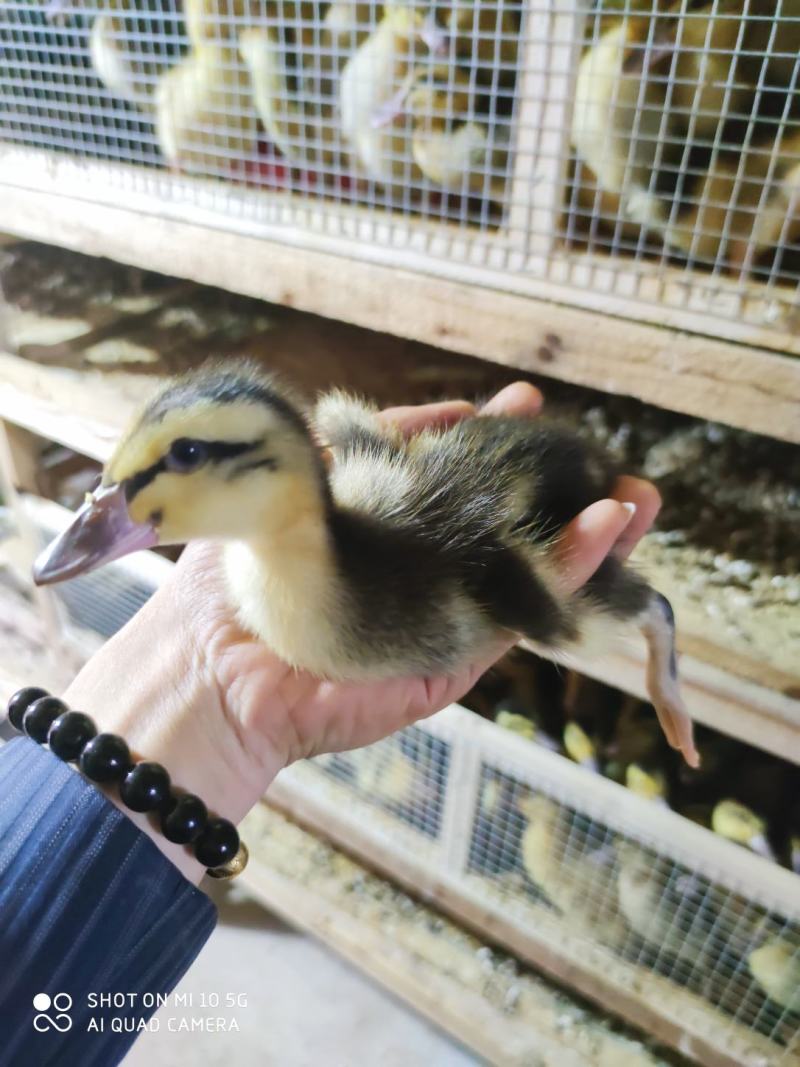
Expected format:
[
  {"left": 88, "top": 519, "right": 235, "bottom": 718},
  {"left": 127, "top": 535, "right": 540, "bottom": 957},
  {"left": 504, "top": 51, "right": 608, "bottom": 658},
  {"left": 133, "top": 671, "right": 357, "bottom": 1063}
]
[{"left": 31, "top": 361, "right": 699, "bottom": 768}]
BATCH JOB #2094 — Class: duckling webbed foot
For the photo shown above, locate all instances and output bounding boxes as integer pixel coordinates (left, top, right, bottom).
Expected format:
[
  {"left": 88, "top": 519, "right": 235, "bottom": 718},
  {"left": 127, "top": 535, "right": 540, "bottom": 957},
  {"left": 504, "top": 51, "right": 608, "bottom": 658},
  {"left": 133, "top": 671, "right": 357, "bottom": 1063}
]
[{"left": 640, "top": 592, "right": 699, "bottom": 768}]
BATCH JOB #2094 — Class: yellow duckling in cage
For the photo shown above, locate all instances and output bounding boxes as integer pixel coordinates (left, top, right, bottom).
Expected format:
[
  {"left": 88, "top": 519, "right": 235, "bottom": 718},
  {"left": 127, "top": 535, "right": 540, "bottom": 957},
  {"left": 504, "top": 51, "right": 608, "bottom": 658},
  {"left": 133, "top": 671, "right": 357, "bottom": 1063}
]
[
  {"left": 518, "top": 793, "right": 628, "bottom": 947},
  {"left": 625, "top": 762, "right": 669, "bottom": 806},
  {"left": 239, "top": 26, "right": 340, "bottom": 169},
  {"left": 562, "top": 721, "right": 600, "bottom": 773},
  {"left": 571, "top": 16, "right": 674, "bottom": 233},
  {"left": 748, "top": 937, "right": 800, "bottom": 1012},
  {"left": 712, "top": 800, "right": 778, "bottom": 862},
  {"left": 90, "top": 11, "right": 164, "bottom": 108},
  {"left": 616, "top": 843, "right": 717, "bottom": 964},
  {"left": 155, "top": 44, "right": 258, "bottom": 173},
  {"left": 405, "top": 64, "right": 507, "bottom": 197},
  {"left": 339, "top": 2, "right": 447, "bottom": 184},
  {"left": 32, "top": 362, "right": 697, "bottom": 766}
]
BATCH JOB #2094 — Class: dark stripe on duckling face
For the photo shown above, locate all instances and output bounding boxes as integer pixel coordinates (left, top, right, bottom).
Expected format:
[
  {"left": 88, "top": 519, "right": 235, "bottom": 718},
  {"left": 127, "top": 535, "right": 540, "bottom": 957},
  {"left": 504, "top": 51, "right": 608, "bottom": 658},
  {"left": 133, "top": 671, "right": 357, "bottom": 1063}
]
[{"left": 123, "top": 439, "right": 264, "bottom": 501}]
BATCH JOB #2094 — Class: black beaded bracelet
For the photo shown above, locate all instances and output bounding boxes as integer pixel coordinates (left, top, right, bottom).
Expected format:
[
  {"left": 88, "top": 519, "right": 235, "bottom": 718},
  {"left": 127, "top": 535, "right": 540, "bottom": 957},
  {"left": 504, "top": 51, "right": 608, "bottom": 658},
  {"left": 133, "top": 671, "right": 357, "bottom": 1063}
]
[{"left": 6, "top": 687, "right": 248, "bottom": 880}]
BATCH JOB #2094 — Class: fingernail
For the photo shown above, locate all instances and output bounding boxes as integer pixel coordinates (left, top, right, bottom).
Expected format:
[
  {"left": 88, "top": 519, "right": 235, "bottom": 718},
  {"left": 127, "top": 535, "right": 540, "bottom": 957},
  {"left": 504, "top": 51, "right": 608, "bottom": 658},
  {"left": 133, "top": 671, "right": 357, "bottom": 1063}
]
[{"left": 620, "top": 501, "right": 637, "bottom": 521}]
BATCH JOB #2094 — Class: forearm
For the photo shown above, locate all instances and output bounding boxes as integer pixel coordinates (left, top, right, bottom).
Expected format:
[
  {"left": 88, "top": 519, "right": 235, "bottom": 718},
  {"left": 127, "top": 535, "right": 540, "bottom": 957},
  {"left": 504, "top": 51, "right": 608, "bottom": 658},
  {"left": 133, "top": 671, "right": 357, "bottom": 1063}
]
[
  {"left": 0, "top": 738, "right": 216, "bottom": 1067},
  {"left": 63, "top": 584, "right": 284, "bottom": 884}
]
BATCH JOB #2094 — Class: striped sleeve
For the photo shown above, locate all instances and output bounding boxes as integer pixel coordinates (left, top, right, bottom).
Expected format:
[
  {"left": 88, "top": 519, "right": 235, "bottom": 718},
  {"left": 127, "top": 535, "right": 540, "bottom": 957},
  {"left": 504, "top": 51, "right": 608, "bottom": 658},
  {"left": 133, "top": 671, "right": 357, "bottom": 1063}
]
[{"left": 0, "top": 737, "right": 217, "bottom": 1067}]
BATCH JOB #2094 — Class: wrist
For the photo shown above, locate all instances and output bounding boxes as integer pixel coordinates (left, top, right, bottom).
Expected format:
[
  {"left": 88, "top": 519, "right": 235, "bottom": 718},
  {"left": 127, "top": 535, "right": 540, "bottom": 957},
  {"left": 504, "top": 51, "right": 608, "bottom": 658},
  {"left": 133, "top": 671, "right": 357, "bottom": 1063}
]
[{"left": 63, "top": 585, "right": 284, "bottom": 884}]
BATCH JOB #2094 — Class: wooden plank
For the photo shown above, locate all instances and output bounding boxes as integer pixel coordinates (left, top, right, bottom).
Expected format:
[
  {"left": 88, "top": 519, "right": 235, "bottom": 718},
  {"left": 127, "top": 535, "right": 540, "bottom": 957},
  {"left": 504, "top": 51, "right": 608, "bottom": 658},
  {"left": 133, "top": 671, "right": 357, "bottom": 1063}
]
[
  {"left": 240, "top": 803, "right": 675, "bottom": 1067},
  {"left": 0, "top": 179, "right": 799, "bottom": 442},
  {"left": 0, "top": 349, "right": 796, "bottom": 763},
  {"left": 267, "top": 763, "right": 795, "bottom": 1067}
]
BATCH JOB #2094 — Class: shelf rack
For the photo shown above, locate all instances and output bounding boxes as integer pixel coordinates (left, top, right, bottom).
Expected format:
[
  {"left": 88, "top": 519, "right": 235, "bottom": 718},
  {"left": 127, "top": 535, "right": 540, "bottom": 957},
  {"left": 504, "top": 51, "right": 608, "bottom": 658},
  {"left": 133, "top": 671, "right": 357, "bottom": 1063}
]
[{"left": 0, "top": 155, "right": 799, "bottom": 445}]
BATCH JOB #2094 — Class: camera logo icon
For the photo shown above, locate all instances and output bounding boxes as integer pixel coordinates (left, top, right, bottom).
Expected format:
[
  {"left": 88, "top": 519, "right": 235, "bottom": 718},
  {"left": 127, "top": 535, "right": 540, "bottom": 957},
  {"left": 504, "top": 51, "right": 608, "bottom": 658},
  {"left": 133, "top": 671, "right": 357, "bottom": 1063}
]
[{"left": 33, "top": 992, "right": 73, "bottom": 1033}]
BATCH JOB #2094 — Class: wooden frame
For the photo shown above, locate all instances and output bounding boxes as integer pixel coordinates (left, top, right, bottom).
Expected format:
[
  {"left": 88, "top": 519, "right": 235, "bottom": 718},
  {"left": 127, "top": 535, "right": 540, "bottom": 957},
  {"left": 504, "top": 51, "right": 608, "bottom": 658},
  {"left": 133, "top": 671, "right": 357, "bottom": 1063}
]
[
  {"left": 267, "top": 705, "right": 800, "bottom": 1067},
  {"left": 1, "top": 153, "right": 800, "bottom": 443}
]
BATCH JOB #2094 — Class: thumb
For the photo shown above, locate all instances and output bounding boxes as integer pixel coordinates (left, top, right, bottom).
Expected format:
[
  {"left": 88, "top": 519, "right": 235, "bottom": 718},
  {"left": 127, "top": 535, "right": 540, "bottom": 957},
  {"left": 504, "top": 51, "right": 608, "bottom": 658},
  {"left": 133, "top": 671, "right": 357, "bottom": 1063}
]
[{"left": 555, "top": 500, "right": 637, "bottom": 595}]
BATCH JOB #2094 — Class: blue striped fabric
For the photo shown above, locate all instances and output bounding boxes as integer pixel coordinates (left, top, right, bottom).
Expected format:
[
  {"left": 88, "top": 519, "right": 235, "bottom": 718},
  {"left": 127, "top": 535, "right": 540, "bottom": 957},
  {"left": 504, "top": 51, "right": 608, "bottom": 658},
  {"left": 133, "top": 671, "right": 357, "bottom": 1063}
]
[{"left": 0, "top": 738, "right": 217, "bottom": 1067}]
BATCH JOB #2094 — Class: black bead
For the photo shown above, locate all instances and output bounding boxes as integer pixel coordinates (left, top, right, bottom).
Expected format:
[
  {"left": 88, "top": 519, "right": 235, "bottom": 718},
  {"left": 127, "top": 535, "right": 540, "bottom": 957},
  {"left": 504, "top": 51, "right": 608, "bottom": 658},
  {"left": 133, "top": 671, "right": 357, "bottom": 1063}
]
[
  {"left": 23, "top": 697, "right": 68, "bottom": 744},
  {"left": 161, "top": 795, "right": 207, "bottom": 844},
  {"left": 194, "top": 818, "right": 240, "bottom": 869},
  {"left": 79, "top": 733, "right": 132, "bottom": 783},
  {"left": 48, "top": 712, "right": 97, "bottom": 762},
  {"left": 119, "top": 762, "right": 172, "bottom": 813},
  {"left": 7, "top": 688, "right": 49, "bottom": 732}
]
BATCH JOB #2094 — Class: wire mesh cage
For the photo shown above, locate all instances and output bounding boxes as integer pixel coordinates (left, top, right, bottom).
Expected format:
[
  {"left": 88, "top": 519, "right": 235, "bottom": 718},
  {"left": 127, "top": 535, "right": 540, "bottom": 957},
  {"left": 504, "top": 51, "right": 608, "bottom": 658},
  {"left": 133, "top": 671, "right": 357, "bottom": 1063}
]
[
  {"left": 274, "top": 705, "right": 800, "bottom": 1066},
  {"left": 1, "top": 0, "right": 798, "bottom": 342}
]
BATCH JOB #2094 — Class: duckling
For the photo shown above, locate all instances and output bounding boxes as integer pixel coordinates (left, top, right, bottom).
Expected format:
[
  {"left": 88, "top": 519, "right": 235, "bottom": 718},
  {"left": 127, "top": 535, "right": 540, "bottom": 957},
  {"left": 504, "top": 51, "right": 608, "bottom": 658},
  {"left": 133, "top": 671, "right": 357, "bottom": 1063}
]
[
  {"left": 518, "top": 793, "right": 628, "bottom": 946},
  {"left": 90, "top": 11, "right": 162, "bottom": 108},
  {"left": 563, "top": 721, "right": 600, "bottom": 773},
  {"left": 495, "top": 708, "right": 537, "bottom": 742},
  {"left": 571, "top": 16, "right": 676, "bottom": 232},
  {"left": 616, "top": 843, "right": 718, "bottom": 965},
  {"left": 239, "top": 27, "right": 339, "bottom": 170},
  {"left": 349, "top": 741, "right": 418, "bottom": 807},
  {"left": 748, "top": 937, "right": 800, "bottom": 1013},
  {"left": 658, "top": 0, "right": 756, "bottom": 141},
  {"left": 183, "top": 0, "right": 260, "bottom": 49},
  {"left": 33, "top": 362, "right": 697, "bottom": 767},
  {"left": 712, "top": 800, "right": 778, "bottom": 862},
  {"left": 322, "top": 0, "right": 377, "bottom": 50},
  {"left": 338, "top": 3, "right": 446, "bottom": 184},
  {"left": 405, "top": 64, "right": 506, "bottom": 197},
  {"left": 625, "top": 762, "right": 669, "bottom": 806},
  {"left": 155, "top": 45, "right": 258, "bottom": 173}
]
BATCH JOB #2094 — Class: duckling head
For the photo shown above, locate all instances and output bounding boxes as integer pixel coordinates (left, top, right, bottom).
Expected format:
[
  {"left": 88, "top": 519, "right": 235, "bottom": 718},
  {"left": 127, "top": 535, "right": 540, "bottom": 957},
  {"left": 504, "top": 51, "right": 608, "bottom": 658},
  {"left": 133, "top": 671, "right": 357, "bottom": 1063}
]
[{"left": 33, "top": 364, "right": 325, "bottom": 584}]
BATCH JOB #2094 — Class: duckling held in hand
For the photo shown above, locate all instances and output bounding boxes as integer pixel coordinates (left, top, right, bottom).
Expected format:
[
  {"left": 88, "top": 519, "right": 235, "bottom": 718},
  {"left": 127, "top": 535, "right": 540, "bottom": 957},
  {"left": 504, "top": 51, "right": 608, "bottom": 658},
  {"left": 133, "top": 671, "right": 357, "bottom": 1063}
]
[{"left": 33, "top": 362, "right": 697, "bottom": 766}]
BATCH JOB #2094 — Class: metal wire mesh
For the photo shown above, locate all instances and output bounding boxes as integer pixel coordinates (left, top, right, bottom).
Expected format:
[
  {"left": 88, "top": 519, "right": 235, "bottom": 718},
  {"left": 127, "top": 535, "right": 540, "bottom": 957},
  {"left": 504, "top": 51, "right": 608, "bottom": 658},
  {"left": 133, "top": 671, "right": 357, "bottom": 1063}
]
[
  {"left": 2, "top": 0, "right": 798, "bottom": 334},
  {"left": 292, "top": 706, "right": 800, "bottom": 1062},
  {"left": 317, "top": 725, "right": 450, "bottom": 838},
  {"left": 467, "top": 765, "right": 800, "bottom": 1052}
]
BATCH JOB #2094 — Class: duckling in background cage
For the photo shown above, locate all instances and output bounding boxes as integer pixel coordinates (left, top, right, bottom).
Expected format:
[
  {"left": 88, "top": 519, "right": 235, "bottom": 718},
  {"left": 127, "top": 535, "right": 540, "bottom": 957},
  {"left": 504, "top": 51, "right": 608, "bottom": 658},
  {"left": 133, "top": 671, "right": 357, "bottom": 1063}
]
[
  {"left": 90, "top": 6, "right": 179, "bottom": 108},
  {"left": 155, "top": 43, "right": 259, "bottom": 172},
  {"left": 517, "top": 793, "right": 628, "bottom": 947},
  {"left": 571, "top": 0, "right": 800, "bottom": 277},
  {"left": 405, "top": 64, "right": 508, "bottom": 196},
  {"left": 749, "top": 935, "right": 800, "bottom": 1013},
  {"left": 338, "top": 3, "right": 446, "bottom": 185},
  {"left": 240, "top": 26, "right": 341, "bottom": 170},
  {"left": 712, "top": 799, "right": 779, "bottom": 862}
]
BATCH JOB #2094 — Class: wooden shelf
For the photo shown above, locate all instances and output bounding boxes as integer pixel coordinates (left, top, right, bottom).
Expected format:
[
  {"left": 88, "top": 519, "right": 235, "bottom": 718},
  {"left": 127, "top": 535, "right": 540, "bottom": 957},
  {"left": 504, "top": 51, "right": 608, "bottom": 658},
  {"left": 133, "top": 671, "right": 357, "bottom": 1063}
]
[
  {"left": 0, "top": 165, "right": 799, "bottom": 443},
  {"left": 0, "top": 349, "right": 796, "bottom": 762},
  {"left": 267, "top": 707, "right": 800, "bottom": 1067}
]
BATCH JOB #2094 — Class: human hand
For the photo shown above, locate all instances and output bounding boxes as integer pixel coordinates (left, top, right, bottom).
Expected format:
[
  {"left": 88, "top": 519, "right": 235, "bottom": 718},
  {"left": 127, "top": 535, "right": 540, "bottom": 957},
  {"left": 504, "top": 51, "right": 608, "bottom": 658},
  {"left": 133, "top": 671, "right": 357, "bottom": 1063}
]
[{"left": 65, "top": 383, "right": 660, "bottom": 882}]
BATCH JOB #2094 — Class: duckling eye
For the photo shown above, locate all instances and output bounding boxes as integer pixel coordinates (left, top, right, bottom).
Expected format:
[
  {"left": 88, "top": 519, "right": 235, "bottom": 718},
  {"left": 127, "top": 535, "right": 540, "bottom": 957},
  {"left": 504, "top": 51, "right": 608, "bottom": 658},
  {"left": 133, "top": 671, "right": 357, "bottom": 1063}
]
[{"left": 166, "top": 438, "right": 209, "bottom": 473}]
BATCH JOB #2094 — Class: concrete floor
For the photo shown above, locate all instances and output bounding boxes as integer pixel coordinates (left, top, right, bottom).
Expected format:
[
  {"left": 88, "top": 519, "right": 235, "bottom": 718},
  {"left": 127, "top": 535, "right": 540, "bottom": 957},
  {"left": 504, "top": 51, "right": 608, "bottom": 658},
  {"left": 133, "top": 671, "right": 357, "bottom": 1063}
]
[{"left": 123, "top": 884, "right": 478, "bottom": 1067}]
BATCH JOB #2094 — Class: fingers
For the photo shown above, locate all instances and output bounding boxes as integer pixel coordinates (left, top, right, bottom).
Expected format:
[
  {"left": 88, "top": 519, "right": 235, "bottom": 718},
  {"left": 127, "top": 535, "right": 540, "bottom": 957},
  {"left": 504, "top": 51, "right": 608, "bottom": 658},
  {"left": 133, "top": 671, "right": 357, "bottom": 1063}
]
[
  {"left": 479, "top": 381, "right": 544, "bottom": 417},
  {"left": 376, "top": 399, "right": 476, "bottom": 436},
  {"left": 556, "top": 499, "right": 637, "bottom": 595},
  {"left": 377, "top": 381, "right": 543, "bottom": 436},
  {"left": 611, "top": 476, "right": 661, "bottom": 559}
]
